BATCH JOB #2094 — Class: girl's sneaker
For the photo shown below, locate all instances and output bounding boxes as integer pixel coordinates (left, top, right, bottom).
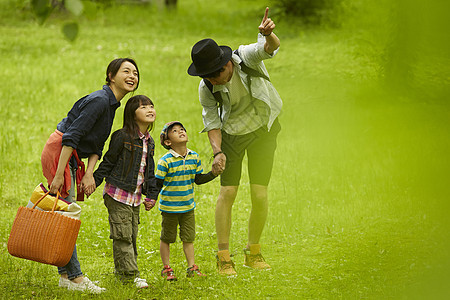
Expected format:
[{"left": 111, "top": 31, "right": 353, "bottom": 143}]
[
  {"left": 186, "top": 264, "right": 206, "bottom": 278},
  {"left": 161, "top": 265, "right": 177, "bottom": 281},
  {"left": 134, "top": 277, "right": 149, "bottom": 288}
]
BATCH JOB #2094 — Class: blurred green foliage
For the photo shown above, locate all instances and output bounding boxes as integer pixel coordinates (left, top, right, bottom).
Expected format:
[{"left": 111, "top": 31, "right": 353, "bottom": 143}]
[
  {"left": 31, "top": 0, "right": 54, "bottom": 24},
  {"left": 0, "top": 0, "right": 449, "bottom": 298},
  {"left": 271, "top": 0, "right": 346, "bottom": 26},
  {"left": 272, "top": 0, "right": 450, "bottom": 101},
  {"left": 29, "top": 0, "right": 113, "bottom": 41},
  {"left": 382, "top": 0, "right": 450, "bottom": 101}
]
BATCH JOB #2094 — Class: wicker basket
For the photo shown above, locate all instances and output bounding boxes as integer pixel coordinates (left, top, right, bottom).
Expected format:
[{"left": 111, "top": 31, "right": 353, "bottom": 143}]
[{"left": 7, "top": 190, "right": 81, "bottom": 267}]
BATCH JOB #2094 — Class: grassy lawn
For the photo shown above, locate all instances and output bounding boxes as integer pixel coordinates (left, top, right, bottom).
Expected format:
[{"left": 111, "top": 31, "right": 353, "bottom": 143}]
[{"left": 1, "top": 0, "right": 449, "bottom": 299}]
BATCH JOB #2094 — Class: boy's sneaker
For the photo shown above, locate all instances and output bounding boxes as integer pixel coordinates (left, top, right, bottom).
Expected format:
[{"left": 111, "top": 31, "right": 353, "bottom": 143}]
[
  {"left": 216, "top": 250, "right": 237, "bottom": 276},
  {"left": 58, "top": 276, "right": 71, "bottom": 288},
  {"left": 134, "top": 277, "right": 149, "bottom": 288},
  {"left": 243, "top": 244, "right": 271, "bottom": 270},
  {"left": 67, "top": 276, "right": 106, "bottom": 294},
  {"left": 161, "top": 265, "right": 177, "bottom": 281},
  {"left": 186, "top": 264, "right": 207, "bottom": 278}
]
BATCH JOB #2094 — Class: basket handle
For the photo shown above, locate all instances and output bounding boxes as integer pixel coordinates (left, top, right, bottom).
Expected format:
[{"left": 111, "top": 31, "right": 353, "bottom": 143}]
[{"left": 31, "top": 190, "right": 62, "bottom": 212}]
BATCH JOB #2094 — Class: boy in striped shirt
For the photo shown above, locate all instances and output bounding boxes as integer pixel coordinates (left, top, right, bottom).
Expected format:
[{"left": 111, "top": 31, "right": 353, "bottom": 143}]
[{"left": 156, "top": 121, "right": 218, "bottom": 280}]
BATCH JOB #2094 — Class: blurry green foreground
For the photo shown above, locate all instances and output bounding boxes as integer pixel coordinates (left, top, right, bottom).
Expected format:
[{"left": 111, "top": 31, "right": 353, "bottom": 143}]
[{"left": 0, "top": 0, "right": 449, "bottom": 298}]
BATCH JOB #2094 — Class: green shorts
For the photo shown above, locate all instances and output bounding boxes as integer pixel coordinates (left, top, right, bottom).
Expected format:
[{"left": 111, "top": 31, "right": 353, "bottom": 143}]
[
  {"left": 160, "top": 210, "right": 195, "bottom": 244},
  {"left": 221, "top": 118, "right": 281, "bottom": 186}
]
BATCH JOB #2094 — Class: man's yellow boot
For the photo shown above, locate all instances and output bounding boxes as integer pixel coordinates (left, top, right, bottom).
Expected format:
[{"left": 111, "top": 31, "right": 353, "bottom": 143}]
[
  {"left": 216, "top": 250, "right": 237, "bottom": 276},
  {"left": 244, "top": 244, "right": 271, "bottom": 269}
]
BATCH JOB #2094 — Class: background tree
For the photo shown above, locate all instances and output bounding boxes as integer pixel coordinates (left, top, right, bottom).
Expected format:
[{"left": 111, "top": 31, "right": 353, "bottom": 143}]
[
  {"left": 165, "top": 0, "right": 177, "bottom": 9},
  {"left": 272, "top": 0, "right": 344, "bottom": 26},
  {"left": 32, "top": 0, "right": 83, "bottom": 41}
]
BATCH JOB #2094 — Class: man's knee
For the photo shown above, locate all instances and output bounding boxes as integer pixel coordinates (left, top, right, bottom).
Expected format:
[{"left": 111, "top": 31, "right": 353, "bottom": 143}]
[
  {"left": 218, "top": 186, "right": 238, "bottom": 205},
  {"left": 251, "top": 184, "right": 268, "bottom": 202}
]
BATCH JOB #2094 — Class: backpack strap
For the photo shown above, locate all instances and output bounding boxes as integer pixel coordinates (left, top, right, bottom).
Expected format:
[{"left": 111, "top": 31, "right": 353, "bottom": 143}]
[
  {"left": 234, "top": 49, "right": 270, "bottom": 82},
  {"left": 202, "top": 49, "right": 270, "bottom": 118},
  {"left": 203, "top": 78, "right": 224, "bottom": 118},
  {"left": 203, "top": 78, "right": 223, "bottom": 105}
]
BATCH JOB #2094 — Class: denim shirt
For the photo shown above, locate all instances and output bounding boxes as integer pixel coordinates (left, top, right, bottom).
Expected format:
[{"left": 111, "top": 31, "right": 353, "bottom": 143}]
[
  {"left": 57, "top": 85, "right": 120, "bottom": 158},
  {"left": 93, "top": 129, "right": 159, "bottom": 200},
  {"left": 199, "top": 33, "right": 283, "bottom": 134}
]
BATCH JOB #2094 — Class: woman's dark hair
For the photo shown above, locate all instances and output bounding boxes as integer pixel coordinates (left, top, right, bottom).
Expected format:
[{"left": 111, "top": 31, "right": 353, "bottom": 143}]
[
  {"left": 106, "top": 58, "right": 140, "bottom": 90},
  {"left": 123, "top": 95, "right": 155, "bottom": 136}
]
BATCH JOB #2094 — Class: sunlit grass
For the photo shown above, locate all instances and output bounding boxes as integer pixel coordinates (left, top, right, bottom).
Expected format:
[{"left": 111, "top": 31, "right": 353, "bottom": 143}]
[{"left": 1, "top": 0, "right": 449, "bottom": 299}]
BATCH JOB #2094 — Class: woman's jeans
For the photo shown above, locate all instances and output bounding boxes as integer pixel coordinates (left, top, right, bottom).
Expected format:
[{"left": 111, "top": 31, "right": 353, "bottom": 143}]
[{"left": 57, "top": 162, "right": 83, "bottom": 280}]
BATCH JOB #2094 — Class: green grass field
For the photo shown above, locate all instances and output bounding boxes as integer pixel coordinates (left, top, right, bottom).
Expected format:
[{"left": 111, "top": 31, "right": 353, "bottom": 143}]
[{"left": 1, "top": 0, "right": 449, "bottom": 299}]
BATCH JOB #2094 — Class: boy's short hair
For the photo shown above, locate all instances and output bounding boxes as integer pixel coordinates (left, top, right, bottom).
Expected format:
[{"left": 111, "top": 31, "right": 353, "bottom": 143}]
[{"left": 160, "top": 121, "right": 185, "bottom": 150}]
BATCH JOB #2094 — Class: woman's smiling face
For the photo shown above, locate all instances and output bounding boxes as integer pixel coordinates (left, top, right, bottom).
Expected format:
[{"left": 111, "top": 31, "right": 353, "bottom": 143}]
[{"left": 109, "top": 61, "right": 139, "bottom": 93}]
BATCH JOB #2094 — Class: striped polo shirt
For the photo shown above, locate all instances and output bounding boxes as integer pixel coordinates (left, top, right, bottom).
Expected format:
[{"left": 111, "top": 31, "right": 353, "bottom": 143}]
[{"left": 156, "top": 149, "right": 203, "bottom": 213}]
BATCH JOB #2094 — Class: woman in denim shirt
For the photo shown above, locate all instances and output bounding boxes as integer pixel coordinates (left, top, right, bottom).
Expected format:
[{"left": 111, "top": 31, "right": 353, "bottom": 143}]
[{"left": 40, "top": 57, "right": 139, "bottom": 293}]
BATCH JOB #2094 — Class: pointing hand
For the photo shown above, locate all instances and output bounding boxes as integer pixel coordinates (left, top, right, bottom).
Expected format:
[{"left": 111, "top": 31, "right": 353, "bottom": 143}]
[{"left": 258, "top": 7, "right": 275, "bottom": 36}]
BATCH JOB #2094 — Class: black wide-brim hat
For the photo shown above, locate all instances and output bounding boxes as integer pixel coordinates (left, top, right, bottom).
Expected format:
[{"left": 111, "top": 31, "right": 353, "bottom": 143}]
[{"left": 187, "top": 38, "right": 232, "bottom": 77}]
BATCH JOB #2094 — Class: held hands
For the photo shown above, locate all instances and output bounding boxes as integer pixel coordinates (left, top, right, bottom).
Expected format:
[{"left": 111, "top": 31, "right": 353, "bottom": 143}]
[
  {"left": 80, "top": 173, "right": 96, "bottom": 197},
  {"left": 259, "top": 7, "right": 275, "bottom": 36},
  {"left": 51, "top": 172, "right": 96, "bottom": 197},
  {"left": 144, "top": 199, "right": 156, "bottom": 211},
  {"left": 212, "top": 153, "right": 226, "bottom": 176}
]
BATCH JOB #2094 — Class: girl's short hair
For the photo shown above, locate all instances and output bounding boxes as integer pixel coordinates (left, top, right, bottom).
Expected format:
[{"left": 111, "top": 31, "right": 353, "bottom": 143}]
[
  {"left": 123, "top": 95, "right": 155, "bottom": 136},
  {"left": 106, "top": 58, "right": 140, "bottom": 90}
]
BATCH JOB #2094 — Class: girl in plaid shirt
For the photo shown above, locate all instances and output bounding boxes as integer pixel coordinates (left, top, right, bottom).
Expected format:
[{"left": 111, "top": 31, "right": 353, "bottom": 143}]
[{"left": 94, "top": 95, "right": 159, "bottom": 288}]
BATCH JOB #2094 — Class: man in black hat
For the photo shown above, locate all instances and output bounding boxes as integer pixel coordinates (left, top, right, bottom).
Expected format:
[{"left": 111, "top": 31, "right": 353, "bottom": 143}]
[{"left": 188, "top": 7, "right": 282, "bottom": 276}]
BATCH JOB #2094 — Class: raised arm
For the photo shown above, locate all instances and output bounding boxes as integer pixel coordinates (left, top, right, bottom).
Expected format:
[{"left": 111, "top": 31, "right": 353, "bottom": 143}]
[{"left": 258, "top": 7, "right": 280, "bottom": 55}]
